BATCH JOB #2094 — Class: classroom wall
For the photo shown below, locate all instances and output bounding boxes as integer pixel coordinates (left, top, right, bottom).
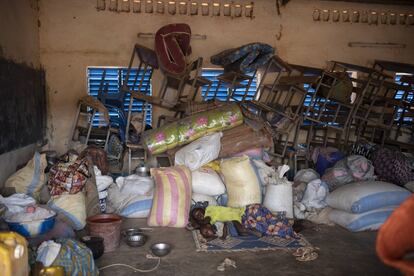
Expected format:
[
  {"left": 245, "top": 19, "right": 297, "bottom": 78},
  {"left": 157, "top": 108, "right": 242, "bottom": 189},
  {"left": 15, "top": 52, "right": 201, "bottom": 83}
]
[
  {"left": 0, "top": 0, "right": 41, "bottom": 186},
  {"left": 38, "top": 0, "right": 414, "bottom": 154}
]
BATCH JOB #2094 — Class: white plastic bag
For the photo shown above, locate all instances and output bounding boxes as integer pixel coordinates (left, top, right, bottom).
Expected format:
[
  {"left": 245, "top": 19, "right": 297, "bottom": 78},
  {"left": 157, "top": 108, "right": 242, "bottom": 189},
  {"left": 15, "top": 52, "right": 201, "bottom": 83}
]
[
  {"left": 263, "top": 165, "right": 293, "bottom": 218},
  {"left": 115, "top": 175, "right": 154, "bottom": 196},
  {"left": 175, "top": 132, "right": 222, "bottom": 171},
  {"left": 191, "top": 167, "right": 226, "bottom": 196}
]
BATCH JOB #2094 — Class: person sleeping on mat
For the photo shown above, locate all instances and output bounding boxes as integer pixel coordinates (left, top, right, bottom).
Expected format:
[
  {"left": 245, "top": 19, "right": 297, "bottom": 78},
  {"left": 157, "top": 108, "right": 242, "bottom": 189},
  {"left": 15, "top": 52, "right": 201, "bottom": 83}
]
[{"left": 188, "top": 203, "right": 298, "bottom": 241}]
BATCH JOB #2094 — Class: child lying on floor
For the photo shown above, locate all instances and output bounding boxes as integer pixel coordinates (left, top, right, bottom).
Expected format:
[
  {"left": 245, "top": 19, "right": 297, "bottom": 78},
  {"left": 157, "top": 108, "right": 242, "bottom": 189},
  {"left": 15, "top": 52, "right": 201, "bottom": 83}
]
[{"left": 188, "top": 203, "right": 298, "bottom": 241}]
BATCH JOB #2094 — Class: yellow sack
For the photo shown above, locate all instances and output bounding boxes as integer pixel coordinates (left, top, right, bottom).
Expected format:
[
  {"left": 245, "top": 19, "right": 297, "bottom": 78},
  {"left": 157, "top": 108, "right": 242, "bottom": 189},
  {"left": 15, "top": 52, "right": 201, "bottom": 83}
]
[
  {"left": 48, "top": 193, "right": 87, "bottom": 230},
  {"left": 5, "top": 152, "right": 47, "bottom": 200},
  {"left": 220, "top": 156, "right": 261, "bottom": 208}
]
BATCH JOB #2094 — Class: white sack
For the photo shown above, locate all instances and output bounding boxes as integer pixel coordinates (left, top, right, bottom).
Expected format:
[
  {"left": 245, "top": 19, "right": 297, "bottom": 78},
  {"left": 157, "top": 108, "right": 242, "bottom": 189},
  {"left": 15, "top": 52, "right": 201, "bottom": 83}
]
[
  {"left": 175, "top": 132, "right": 222, "bottom": 171},
  {"left": 326, "top": 181, "right": 411, "bottom": 214},
  {"left": 263, "top": 165, "right": 293, "bottom": 218},
  {"left": 107, "top": 184, "right": 153, "bottom": 218},
  {"left": 252, "top": 159, "right": 278, "bottom": 186},
  {"left": 191, "top": 167, "right": 225, "bottom": 196},
  {"left": 329, "top": 206, "right": 396, "bottom": 232},
  {"left": 115, "top": 175, "right": 154, "bottom": 196},
  {"left": 405, "top": 181, "right": 414, "bottom": 192}
]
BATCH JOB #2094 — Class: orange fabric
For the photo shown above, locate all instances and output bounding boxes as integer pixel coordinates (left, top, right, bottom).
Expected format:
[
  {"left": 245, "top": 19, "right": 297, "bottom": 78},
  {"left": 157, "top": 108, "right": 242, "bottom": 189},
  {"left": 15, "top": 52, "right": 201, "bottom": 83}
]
[{"left": 376, "top": 194, "right": 414, "bottom": 276}]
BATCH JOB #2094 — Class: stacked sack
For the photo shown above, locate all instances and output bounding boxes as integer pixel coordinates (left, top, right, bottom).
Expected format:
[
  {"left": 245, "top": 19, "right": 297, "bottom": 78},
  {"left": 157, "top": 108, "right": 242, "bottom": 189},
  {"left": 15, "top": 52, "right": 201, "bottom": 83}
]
[
  {"left": 106, "top": 174, "right": 154, "bottom": 218},
  {"left": 327, "top": 181, "right": 411, "bottom": 232},
  {"left": 173, "top": 131, "right": 267, "bottom": 211},
  {"left": 175, "top": 132, "right": 225, "bottom": 207}
]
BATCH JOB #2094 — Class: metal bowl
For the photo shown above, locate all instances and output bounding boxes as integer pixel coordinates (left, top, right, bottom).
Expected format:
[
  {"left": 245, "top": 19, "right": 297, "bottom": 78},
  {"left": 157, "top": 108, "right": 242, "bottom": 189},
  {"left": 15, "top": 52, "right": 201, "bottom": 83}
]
[
  {"left": 124, "top": 233, "right": 147, "bottom": 247},
  {"left": 123, "top": 228, "right": 143, "bottom": 236},
  {"left": 135, "top": 165, "right": 150, "bottom": 177},
  {"left": 150, "top": 243, "right": 171, "bottom": 257},
  {"left": 122, "top": 229, "right": 147, "bottom": 247}
]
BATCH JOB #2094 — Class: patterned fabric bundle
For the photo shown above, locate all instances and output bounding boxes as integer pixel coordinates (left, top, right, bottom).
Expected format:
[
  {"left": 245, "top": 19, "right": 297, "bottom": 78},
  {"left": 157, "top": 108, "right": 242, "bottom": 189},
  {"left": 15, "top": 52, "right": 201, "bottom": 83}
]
[
  {"left": 148, "top": 166, "right": 192, "bottom": 228},
  {"left": 322, "top": 155, "right": 375, "bottom": 191},
  {"left": 51, "top": 238, "right": 98, "bottom": 276},
  {"left": 211, "top": 43, "right": 274, "bottom": 73},
  {"left": 371, "top": 147, "right": 414, "bottom": 186},
  {"left": 47, "top": 153, "right": 90, "bottom": 196},
  {"left": 242, "top": 204, "right": 297, "bottom": 239}
]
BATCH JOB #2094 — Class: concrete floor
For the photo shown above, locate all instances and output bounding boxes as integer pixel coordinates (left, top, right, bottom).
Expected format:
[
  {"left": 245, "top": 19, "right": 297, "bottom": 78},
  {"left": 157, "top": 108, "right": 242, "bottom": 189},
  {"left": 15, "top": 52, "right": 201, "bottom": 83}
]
[{"left": 96, "top": 219, "right": 399, "bottom": 276}]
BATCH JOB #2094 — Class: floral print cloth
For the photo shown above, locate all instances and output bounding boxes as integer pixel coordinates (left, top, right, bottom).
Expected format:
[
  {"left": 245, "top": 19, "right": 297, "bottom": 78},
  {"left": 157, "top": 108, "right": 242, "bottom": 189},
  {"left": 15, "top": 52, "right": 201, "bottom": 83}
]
[
  {"left": 142, "top": 103, "right": 243, "bottom": 155},
  {"left": 242, "top": 204, "right": 298, "bottom": 239}
]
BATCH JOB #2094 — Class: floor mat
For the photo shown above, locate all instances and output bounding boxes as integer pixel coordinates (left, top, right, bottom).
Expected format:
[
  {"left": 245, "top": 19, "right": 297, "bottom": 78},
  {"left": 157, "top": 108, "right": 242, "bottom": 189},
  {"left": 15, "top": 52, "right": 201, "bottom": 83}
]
[{"left": 192, "top": 230, "right": 312, "bottom": 253}]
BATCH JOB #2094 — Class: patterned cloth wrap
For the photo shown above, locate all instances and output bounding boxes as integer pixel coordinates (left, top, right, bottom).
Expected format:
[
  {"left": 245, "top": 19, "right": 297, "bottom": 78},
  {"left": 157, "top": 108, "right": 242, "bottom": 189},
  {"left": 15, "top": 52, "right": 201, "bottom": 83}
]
[
  {"left": 371, "top": 147, "right": 414, "bottom": 186},
  {"left": 322, "top": 155, "right": 375, "bottom": 191},
  {"left": 51, "top": 238, "right": 98, "bottom": 276},
  {"left": 142, "top": 103, "right": 243, "bottom": 155},
  {"left": 155, "top": 23, "right": 191, "bottom": 76},
  {"left": 211, "top": 43, "right": 275, "bottom": 73},
  {"left": 242, "top": 204, "right": 298, "bottom": 239},
  {"left": 48, "top": 152, "right": 90, "bottom": 196}
]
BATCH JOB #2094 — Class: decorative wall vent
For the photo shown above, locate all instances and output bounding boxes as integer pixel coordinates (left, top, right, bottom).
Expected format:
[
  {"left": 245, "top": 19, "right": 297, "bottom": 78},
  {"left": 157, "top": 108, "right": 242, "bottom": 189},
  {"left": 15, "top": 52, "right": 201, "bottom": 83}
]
[
  {"left": 97, "top": 0, "right": 255, "bottom": 19},
  {"left": 313, "top": 8, "right": 414, "bottom": 26}
]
